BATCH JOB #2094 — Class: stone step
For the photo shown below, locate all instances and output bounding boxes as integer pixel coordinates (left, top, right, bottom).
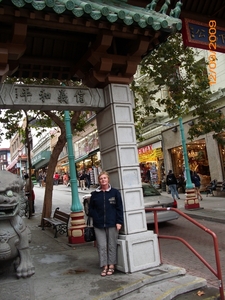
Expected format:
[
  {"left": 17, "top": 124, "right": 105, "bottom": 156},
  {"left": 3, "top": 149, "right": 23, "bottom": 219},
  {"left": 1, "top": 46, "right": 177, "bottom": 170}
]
[
  {"left": 118, "top": 274, "right": 207, "bottom": 300},
  {"left": 96, "top": 265, "right": 207, "bottom": 300}
]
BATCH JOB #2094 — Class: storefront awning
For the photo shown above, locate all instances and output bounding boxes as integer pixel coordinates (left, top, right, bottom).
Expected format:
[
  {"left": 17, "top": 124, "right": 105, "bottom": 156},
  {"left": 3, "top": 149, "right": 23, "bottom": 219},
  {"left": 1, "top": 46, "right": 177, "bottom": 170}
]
[
  {"left": 88, "top": 148, "right": 99, "bottom": 156},
  {"left": 6, "top": 157, "right": 18, "bottom": 170},
  {"left": 61, "top": 149, "right": 100, "bottom": 167},
  {"left": 61, "top": 155, "right": 88, "bottom": 167},
  {"left": 75, "top": 154, "right": 89, "bottom": 164},
  {"left": 31, "top": 151, "right": 51, "bottom": 170}
]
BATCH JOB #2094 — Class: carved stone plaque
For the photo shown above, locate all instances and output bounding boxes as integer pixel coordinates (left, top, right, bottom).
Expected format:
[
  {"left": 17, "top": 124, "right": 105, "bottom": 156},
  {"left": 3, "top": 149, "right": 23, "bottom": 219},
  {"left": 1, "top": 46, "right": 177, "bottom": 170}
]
[{"left": 0, "top": 84, "right": 105, "bottom": 111}]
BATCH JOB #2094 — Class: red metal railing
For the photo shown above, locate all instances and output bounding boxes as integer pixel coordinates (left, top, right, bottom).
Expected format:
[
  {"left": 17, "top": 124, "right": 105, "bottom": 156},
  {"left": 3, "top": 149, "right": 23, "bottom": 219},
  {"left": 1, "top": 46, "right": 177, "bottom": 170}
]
[{"left": 145, "top": 207, "right": 224, "bottom": 300}]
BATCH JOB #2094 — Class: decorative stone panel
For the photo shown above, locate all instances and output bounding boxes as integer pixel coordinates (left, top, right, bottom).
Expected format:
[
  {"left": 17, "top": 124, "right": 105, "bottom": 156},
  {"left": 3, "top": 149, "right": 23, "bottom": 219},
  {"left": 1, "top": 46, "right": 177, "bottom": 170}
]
[
  {"left": 107, "top": 167, "right": 142, "bottom": 190},
  {"left": 104, "top": 84, "right": 133, "bottom": 106},
  {"left": 121, "top": 188, "right": 144, "bottom": 211},
  {"left": 124, "top": 210, "right": 147, "bottom": 234},
  {"left": 101, "top": 146, "right": 139, "bottom": 169},
  {"left": 118, "top": 231, "right": 160, "bottom": 273}
]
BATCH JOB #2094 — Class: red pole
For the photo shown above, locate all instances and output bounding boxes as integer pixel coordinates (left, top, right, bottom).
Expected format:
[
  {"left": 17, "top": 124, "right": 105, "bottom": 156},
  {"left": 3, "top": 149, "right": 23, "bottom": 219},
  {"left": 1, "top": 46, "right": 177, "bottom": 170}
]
[{"left": 145, "top": 207, "right": 224, "bottom": 300}]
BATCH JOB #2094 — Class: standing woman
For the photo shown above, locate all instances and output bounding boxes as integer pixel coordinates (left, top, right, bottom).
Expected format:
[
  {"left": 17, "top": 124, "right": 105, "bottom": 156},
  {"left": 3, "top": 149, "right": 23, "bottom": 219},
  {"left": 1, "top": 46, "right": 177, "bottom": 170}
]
[
  {"left": 191, "top": 171, "right": 203, "bottom": 201},
  {"left": 24, "top": 173, "right": 35, "bottom": 214},
  {"left": 63, "top": 172, "right": 69, "bottom": 185},
  {"left": 166, "top": 170, "right": 180, "bottom": 200},
  {"left": 79, "top": 171, "right": 86, "bottom": 190},
  {"left": 38, "top": 172, "right": 43, "bottom": 187},
  {"left": 89, "top": 171, "right": 124, "bottom": 277}
]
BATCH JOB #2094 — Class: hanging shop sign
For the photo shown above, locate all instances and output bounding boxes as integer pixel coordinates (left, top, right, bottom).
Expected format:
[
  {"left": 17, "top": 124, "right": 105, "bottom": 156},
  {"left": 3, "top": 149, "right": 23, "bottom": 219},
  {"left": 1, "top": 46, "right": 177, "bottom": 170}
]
[{"left": 182, "top": 18, "right": 225, "bottom": 53}]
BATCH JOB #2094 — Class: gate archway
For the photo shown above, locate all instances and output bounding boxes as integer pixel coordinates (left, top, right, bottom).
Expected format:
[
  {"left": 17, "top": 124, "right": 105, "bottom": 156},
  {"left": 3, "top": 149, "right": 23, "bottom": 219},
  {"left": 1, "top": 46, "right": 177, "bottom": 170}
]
[{"left": 0, "top": 0, "right": 182, "bottom": 273}]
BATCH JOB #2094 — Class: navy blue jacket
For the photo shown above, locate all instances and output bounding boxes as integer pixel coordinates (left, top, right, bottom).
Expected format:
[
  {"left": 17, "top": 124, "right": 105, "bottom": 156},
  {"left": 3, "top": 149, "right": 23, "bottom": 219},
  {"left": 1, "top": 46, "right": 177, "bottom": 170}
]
[
  {"left": 89, "top": 185, "right": 124, "bottom": 228},
  {"left": 166, "top": 173, "right": 177, "bottom": 185},
  {"left": 191, "top": 174, "right": 201, "bottom": 188}
]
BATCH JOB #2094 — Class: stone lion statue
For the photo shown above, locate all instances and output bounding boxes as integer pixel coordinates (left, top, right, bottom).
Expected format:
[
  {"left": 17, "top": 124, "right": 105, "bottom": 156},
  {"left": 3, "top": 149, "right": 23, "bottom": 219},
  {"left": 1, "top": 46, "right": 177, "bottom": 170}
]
[{"left": 0, "top": 171, "right": 35, "bottom": 278}]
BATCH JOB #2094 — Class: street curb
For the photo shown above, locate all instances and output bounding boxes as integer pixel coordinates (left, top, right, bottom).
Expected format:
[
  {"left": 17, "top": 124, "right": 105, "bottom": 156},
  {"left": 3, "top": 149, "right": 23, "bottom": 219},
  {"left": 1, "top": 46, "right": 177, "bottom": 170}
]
[
  {"left": 181, "top": 212, "right": 225, "bottom": 224},
  {"left": 92, "top": 266, "right": 197, "bottom": 300}
]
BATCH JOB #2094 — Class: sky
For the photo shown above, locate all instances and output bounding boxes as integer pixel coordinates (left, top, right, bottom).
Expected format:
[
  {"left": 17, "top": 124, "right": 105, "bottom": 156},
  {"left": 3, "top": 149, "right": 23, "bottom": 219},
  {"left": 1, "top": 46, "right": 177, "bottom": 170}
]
[
  {"left": 0, "top": 124, "right": 10, "bottom": 148},
  {"left": 0, "top": 139, "right": 10, "bottom": 148}
]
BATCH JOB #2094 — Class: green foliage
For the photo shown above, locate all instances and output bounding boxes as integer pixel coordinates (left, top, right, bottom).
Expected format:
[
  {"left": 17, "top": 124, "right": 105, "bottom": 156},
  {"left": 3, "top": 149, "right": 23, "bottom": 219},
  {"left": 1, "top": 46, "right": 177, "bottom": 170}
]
[{"left": 131, "top": 33, "right": 225, "bottom": 142}]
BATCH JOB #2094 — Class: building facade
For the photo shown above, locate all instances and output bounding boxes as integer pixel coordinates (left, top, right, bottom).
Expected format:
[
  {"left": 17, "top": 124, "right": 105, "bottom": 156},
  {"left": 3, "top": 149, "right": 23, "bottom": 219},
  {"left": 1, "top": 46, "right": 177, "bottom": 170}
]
[
  {"left": 56, "top": 113, "right": 102, "bottom": 185},
  {"left": 138, "top": 51, "right": 225, "bottom": 190},
  {"left": 0, "top": 148, "right": 10, "bottom": 171},
  {"left": 6, "top": 120, "right": 30, "bottom": 176}
]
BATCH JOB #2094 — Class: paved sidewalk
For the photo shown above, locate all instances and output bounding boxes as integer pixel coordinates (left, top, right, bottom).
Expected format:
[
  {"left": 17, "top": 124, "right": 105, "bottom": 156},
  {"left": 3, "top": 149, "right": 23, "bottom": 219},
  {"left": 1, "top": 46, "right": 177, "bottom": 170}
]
[
  {"left": 0, "top": 212, "right": 196, "bottom": 300},
  {"left": 0, "top": 185, "right": 224, "bottom": 300},
  {"left": 161, "top": 190, "right": 225, "bottom": 224}
]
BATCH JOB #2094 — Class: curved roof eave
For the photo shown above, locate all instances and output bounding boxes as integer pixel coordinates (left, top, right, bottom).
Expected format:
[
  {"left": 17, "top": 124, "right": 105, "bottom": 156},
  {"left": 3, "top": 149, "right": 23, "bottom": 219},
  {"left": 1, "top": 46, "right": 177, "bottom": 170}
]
[{"left": 6, "top": 0, "right": 182, "bottom": 32}]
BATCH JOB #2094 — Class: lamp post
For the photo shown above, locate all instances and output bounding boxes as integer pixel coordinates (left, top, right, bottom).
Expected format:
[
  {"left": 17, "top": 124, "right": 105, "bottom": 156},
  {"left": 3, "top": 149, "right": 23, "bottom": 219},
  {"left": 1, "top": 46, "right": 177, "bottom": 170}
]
[
  {"left": 64, "top": 107, "right": 86, "bottom": 244},
  {"left": 64, "top": 111, "right": 83, "bottom": 212},
  {"left": 178, "top": 117, "right": 200, "bottom": 209},
  {"left": 169, "top": 62, "right": 200, "bottom": 209},
  {"left": 18, "top": 149, "right": 22, "bottom": 178}
]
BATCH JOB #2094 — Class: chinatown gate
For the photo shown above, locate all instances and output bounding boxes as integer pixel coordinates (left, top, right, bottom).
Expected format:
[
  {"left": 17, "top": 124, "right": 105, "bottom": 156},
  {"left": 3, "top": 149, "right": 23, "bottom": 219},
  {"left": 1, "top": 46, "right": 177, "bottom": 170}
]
[{"left": 0, "top": 0, "right": 182, "bottom": 273}]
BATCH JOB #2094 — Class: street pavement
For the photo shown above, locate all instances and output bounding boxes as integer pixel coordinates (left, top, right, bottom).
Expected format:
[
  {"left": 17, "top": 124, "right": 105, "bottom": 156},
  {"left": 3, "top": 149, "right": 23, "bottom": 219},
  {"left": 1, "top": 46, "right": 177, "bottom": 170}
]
[
  {"left": 163, "top": 189, "right": 225, "bottom": 224},
  {"left": 0, "top": 184, "right": 224, "bottom": 300}
]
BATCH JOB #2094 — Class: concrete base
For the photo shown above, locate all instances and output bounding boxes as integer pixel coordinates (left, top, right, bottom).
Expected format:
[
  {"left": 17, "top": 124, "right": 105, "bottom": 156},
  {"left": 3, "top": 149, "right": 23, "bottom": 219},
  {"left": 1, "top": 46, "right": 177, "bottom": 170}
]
[
  {"left": 185, "top": 188, "right": 200, "bottom": 209},
  {"left": 68, "top": 211, "right": 86, "bottom": 244},
  {"left": 117, "top": 231, "right": 160, "bottom": 273}
]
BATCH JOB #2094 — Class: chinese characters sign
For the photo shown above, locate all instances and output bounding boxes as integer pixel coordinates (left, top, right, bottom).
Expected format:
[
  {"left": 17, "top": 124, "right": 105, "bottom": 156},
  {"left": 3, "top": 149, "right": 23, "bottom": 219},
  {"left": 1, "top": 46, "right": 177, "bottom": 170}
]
[
  {"left": 182, "top": 18, "right": 225, "bottom": 53},
  {"left": 0, "top": 84, "right": 105, "bottom": 111}
]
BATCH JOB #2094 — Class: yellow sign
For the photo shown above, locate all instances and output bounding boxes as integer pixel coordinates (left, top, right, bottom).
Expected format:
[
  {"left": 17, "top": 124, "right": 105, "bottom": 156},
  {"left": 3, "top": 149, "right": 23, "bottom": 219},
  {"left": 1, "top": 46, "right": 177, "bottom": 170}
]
[{"left": 138, "top": 147, "right": 163, "bottom": 162}]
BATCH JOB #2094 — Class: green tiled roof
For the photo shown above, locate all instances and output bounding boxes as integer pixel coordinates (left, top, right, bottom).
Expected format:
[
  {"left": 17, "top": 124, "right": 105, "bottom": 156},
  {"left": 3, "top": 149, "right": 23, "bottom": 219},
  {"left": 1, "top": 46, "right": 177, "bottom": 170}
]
[{"left": 3, "top": 0, "right": 182, "bottom": 31}]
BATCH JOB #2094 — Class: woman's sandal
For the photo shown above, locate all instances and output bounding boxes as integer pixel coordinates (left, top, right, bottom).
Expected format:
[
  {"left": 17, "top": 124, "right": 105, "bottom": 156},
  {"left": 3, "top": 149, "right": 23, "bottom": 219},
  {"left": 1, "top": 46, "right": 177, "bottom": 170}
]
[
  {"left": 101, "top": 268, "right": 108, "bottom": 277},
  {"left": 106, "top": 268, "right": 115, "bottom": 276}
]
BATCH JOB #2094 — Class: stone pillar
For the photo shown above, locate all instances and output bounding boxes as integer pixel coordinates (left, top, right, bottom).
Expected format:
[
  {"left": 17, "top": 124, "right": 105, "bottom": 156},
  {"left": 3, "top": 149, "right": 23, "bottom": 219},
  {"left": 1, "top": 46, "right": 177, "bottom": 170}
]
[
  {"left": 96, "top": 84, "right": 160, "bottom": 273},
  {"left": 205, "top": 133, "right": 223, "bottom": 181}
]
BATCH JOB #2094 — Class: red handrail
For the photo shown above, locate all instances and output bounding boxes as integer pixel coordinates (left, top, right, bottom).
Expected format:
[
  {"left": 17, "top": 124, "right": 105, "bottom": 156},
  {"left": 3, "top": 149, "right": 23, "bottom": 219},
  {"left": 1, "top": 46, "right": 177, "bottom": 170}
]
[{"left": 145, "top": 207, "right": 224, "bottom": 300}]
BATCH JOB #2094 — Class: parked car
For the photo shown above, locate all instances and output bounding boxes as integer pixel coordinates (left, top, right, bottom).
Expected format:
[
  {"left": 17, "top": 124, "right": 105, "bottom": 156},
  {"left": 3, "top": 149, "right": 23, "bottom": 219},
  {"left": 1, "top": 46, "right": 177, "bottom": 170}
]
[
  {"left": 142, "top": 182, "right": 179, "bottom": 224},
  {"left": 83, "top": 193, "right": 92, "bottom": 217},
  {"left": 82, "top": 183, "right": 179, "bottom": 225}
]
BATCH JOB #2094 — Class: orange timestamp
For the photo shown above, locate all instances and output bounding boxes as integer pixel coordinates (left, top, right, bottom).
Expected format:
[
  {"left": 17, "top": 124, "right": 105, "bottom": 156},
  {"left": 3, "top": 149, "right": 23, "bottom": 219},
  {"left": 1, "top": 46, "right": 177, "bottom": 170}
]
[{"left": 208, "top": 20, "right": 217, "bottom": 85}]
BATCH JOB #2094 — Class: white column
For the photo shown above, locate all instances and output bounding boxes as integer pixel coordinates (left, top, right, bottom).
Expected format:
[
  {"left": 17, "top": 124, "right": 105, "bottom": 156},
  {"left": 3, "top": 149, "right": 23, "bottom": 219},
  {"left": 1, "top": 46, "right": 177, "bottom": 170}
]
[
  {"left": 205, "top": 133, "right": 223, "bottom": 181},
  {"left": 96, "top": 84, "right": 160, "bottom": 273}
]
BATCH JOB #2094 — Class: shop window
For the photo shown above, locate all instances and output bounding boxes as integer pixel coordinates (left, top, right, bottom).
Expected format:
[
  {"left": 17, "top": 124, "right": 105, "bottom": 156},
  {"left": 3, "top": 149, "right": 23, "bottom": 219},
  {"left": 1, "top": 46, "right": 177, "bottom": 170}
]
[
  {"left": 76, "top": 153, "right": 101, "bottom": 178},
  {"left": 138, "top": 144, "right": 164, "bottom": 187},
  {"left": 75, "top": 130, "right": 99, "bottom": 158},
  {"left": 92, "top": 153, "right": 100, "bottom": 167},
  {"left": 171, "top": 139, "right": 210, "bottom": 188}
]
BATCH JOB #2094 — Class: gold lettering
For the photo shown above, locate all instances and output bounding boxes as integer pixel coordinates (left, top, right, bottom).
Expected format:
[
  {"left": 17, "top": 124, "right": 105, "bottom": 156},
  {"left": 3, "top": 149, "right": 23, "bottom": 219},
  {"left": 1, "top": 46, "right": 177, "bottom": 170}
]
[{"left": 218, "top": 34, "right": 225, "bottom": 44}]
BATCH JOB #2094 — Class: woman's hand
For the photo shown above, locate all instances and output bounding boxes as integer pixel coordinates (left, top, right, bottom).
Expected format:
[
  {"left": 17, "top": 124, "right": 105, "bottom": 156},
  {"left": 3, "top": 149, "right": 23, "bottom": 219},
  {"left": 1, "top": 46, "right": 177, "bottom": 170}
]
[{"left": 116, "top": 224, "right": 122, "bottom": 231}]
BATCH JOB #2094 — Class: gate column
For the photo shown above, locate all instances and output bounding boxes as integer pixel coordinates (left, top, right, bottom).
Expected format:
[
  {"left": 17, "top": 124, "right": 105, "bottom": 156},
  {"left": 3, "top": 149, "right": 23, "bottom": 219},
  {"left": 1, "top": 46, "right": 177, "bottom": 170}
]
[{"left": 96, "top": 84, "right": 160, "bottom": 273}]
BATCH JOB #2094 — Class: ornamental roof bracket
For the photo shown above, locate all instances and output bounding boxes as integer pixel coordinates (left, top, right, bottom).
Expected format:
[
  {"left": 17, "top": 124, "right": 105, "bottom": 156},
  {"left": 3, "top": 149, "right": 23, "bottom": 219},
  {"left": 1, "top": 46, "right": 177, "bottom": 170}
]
[
  {"left": 169, "top": 1, "right": 183, "bottom": 18},
  {"left": 158, "top": 0, "right": 171, "bottom": 15},
  {"left": 146, "top": 0, "right": 158, "bottom": 11},
  {"left": 146, "top": 0, "right": 182, "bottom": 18}
]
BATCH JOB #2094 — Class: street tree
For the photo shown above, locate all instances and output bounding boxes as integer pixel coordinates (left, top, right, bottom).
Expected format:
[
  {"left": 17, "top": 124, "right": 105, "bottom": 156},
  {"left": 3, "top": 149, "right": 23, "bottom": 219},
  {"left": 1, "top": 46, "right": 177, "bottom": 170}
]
[
  {"left": 131, "top": 33, "right": 225, "bottom": 142},
  {"left": 0, "top": 78, "right": 87, "bottom": 220}
]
